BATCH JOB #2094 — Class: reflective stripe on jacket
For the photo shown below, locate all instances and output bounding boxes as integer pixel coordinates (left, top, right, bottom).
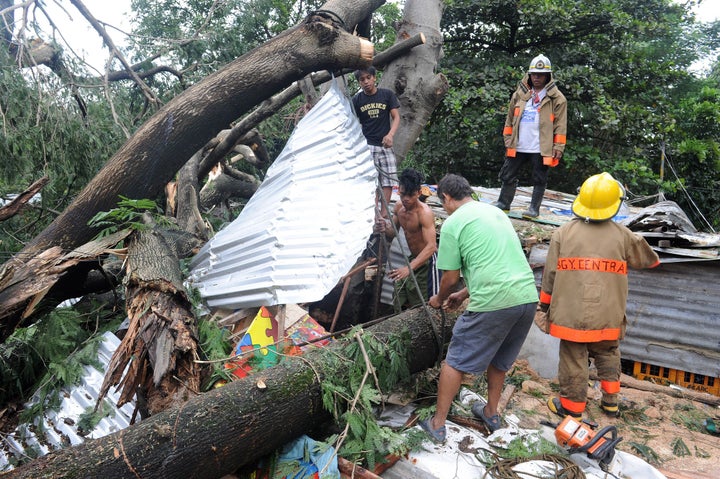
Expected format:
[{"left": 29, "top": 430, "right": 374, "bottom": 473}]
[{"left": 540, "top": 218, "right": 660, "bottom": 342}]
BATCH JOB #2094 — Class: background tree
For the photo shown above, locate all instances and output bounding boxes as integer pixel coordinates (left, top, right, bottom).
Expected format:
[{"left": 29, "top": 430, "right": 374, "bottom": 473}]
[{"left": 410, "top": 0, "right": 720, "bottom": 228}]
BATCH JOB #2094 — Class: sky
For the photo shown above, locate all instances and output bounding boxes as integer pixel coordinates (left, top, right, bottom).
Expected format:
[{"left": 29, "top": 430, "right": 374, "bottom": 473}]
[
  {"left": 43, "top": 0, "right": 719, "bottom": 72},
  {"left": 693, "top": 1, "right": 719, "bottom": 23},
  {"left": 42, "top": 0, "right": 134, "bottom": 71}
]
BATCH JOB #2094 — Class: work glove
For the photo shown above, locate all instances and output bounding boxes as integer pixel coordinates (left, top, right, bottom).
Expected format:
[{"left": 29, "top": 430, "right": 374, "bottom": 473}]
[
  {"left": 534, "top": 303, "right": 550, "bottom": 334},
  {"left": 543, "top": 157, "right": 559, "bottom": 167}
]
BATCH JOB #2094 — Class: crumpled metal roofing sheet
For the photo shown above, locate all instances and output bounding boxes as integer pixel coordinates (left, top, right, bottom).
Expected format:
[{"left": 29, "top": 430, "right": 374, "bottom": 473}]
[
  {"left": 189, "top": 80, "right": 376, "bottom": 310},
  {"left": 0, "top": 332, "right": 135, "bottom": 471}
]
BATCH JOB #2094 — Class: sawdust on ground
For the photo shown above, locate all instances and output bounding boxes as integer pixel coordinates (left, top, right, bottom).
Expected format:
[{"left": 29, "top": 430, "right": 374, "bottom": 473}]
[{"left": 504, "top": 360, "right": 719, "bottom": 478}]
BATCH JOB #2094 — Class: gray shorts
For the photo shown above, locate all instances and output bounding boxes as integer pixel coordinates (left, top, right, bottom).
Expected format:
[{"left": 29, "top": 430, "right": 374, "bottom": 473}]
[
  {"left": 445, "top": 302, "right": 535, "bottom": 374},
  {"left": 369, "top": 145, "right": 398, "bottom": 188}
]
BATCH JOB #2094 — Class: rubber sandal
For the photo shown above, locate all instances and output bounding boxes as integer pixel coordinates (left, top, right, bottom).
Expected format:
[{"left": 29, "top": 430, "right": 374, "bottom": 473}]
[
  {"left": 547, "top": 397, "right": 582, "bottom": 419},
  {"left": 601, "top": 400, "right": 619, "bottom": 417},
  {"left": 419, "top": 417, "right": 446, "bottom": 444},
  {"left": 471, "top": 401, "right": 502, "bottom": 432}
]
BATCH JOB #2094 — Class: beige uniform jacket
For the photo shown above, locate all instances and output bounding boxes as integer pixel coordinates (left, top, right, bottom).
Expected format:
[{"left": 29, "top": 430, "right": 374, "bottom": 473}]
[
  {"left": 540, "top": 218, "right": 660, "bottom": 342},
  {"left": 503, "top": 78, "right": 567, "bottom": 164}
]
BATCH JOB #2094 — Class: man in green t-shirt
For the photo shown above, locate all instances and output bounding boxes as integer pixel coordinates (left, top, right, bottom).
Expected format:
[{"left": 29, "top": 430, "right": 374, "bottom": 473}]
[{"left": 420, "top": 174, "right": 538, "bottom": 443}]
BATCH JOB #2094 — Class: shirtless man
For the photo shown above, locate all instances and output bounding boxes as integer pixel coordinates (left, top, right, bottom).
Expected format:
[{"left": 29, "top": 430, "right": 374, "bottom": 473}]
[{"left": 376, "top": 168, "right": 438, "bottom": 312}]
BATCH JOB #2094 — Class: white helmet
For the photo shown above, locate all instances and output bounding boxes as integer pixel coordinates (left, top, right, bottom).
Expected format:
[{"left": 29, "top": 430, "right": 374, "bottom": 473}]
[{"left": 529, "top": 54, "right": 552, "bottom": 73}]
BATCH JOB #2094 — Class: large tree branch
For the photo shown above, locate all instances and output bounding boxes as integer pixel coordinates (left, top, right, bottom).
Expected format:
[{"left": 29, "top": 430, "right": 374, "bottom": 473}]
[
  {"left": 0, "top": 176, "right": 48, "bottom": 222},
  {"left": 196, "top": 27, "right": 422, "bottom": 180},
  {"left": 103, "top": 64, "right": 185, "bottom": 83},
  {"left": 0, "top": 0, "right": 383, "bottom": 340},
  {"left": 4, "top": 307, "right": 449, "bottom": 478}
]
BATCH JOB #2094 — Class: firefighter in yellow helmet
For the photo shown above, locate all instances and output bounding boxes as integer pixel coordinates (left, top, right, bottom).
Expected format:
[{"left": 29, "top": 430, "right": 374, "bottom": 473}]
[
  {"left": 495, "top": 54, "right": 567, "bottom": 217},
  {"left": 538, "top": 172, "right": 660, "bottom": 419}
]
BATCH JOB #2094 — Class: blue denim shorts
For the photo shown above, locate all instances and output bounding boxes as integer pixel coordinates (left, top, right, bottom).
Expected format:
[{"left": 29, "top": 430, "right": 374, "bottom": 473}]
[{"left": 445, "top": 302, "right": 535, "bottom": 374}]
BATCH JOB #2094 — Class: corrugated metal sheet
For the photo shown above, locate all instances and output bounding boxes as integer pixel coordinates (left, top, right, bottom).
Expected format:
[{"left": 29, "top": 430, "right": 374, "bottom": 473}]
[
  {"left": 623, "top": 261, "right": 720, "bottom": 377},
  {"left": 1, "top": 332, "right": 135, "bottom": 471},
  {"left": 189, "top": 80, "right": 376, "bottom": 310}
]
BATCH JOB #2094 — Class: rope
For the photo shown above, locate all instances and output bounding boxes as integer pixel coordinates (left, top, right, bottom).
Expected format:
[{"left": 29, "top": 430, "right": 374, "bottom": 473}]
[
  {"left": 306, "top": 9, "right": 347, "bottom": 30},
  {"left": 482, "top": 452, "right": 587, "bottom": 479},
  {"left": 375, "top": 183, "right": 443, "bottom": 358}
]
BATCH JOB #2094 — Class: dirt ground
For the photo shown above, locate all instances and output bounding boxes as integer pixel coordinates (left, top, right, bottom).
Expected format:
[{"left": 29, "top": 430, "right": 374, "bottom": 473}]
[{"left": 503, "top": 360, "right": 719, "bottom": 478}]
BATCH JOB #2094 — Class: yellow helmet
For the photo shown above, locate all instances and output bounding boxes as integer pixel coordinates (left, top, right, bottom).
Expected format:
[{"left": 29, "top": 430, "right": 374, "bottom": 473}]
[{"left": 572, "top": 172, "right": 625, "bottom": 221}]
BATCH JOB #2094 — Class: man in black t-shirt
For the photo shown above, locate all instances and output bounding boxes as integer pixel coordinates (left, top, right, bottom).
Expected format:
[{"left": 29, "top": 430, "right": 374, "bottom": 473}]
[{"left": 352, "top": 66, "right": 400, "bottom": 218}]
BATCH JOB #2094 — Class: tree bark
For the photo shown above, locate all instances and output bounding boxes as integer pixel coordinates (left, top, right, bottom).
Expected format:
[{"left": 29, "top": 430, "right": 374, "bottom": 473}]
[
  {"left": 0, "top": 0, "right": 382, "bottom": 336},
  {"left": 0, "top": 230, "right": 131, "bottom": 341},
  {"left": 4, "top": 307, "right": 451, "bottom": 479},
  {"left": 199, "top": 165, "right": 260, "bottom": 210},
  {"left": 98, "top": 214, "right": 205, "bottom": 414},
  {"left": 173, "top": 150, "right": 213, "bottom": 241},
  {"left": 380, "top": 0, "right": 449, "bottom": 166},
  {"left": 0, "top": 176, "right": 48, "bottom": 222}
]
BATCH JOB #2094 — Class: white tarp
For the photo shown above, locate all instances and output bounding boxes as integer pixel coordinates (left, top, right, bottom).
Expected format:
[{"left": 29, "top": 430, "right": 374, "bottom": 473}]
[
  {"left": 188, "top": 80, "right": 377, "bottom": 309},
  {"left": 380, "top": 389, "right": 667, "bottom": 479}
]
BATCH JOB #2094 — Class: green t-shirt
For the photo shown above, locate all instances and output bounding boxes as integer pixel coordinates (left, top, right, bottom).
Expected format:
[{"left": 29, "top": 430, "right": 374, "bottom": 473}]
[{"left": 437, "top": 201, "right": 538, "bottom": 312}]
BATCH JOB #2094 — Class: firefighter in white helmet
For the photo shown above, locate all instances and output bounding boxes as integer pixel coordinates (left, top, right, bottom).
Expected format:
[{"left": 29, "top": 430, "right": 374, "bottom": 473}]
[
  {"left": 538, "top": 172, "right": 660, "bottom": 419},
  {"left": 495, "top": 54, "right": 567, "bottom": 217}
]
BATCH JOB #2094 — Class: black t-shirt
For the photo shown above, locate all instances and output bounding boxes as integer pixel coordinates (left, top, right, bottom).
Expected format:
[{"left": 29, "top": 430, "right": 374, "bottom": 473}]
[{"left": 352, "top": 88, "right": 400, "bottom": 146}]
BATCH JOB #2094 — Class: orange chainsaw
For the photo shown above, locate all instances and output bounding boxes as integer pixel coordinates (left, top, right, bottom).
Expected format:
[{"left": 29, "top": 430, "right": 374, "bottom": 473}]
[{"left": 544, "top": 416, "right": 623, "bottom": 468}]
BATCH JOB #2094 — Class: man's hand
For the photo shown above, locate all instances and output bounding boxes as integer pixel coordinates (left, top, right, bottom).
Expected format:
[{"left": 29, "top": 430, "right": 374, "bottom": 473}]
[
  {"left": 445, "top": 291, "right": 466, "bottom": 311},
  {"left": 373, "top": 218, "right": 387, "bottom": 234},
  {"left": 382, "top": 134, "right": 394, "bottom": 148},
  {"left": 428, "top": 294, "right": 442, "bottom": 309},
  {"left": 388, "top": 266, "right": 410, "bottom": 281},
  {"left": 534, "top": 309, "right": 550, "bottom": 334}
]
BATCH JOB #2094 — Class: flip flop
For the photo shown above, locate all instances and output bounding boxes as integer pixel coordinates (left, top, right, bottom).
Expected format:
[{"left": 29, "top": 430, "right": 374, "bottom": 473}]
[
  {"left": 471, "top": 401, "right": 501, "bottom": 432},
  {"left": 419, "top": 417, "right": 446, "bottom": 444}
]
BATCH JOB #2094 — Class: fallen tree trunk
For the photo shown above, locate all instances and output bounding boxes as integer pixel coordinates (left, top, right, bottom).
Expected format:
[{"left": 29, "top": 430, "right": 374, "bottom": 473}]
[
  {"left": 619, "top": 373, "right": 720, "bottom": 407},
  {"left": 19, "top": 1, "right": 377, "bottom": 258},
  {"left": 98, "top": 213, "right": 205, "bottom": 414},
  {"left": 5, "top": 307, "right": 451, "bottom": 479},
  {"left": 0, "top": 0, "right": 381, "bottom": 338}
]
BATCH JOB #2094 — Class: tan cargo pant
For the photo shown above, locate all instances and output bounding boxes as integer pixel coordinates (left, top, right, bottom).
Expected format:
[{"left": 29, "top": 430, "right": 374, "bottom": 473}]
[{"left": 558, "top": 339, "right": 621, "bottom": 413}]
